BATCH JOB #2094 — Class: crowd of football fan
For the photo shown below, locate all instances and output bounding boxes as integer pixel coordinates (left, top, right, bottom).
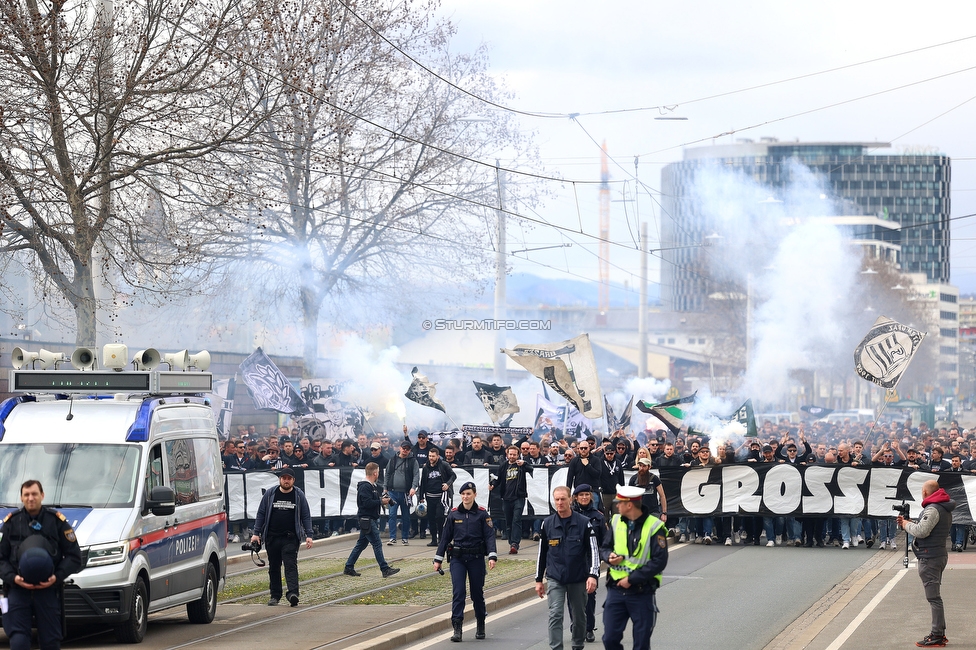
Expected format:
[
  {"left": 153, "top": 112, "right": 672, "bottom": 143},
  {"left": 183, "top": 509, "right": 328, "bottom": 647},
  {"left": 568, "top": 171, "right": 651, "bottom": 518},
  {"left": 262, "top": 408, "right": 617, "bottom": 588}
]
[{"left": 221, "top": 415, "right": 975, "bottom": 553}]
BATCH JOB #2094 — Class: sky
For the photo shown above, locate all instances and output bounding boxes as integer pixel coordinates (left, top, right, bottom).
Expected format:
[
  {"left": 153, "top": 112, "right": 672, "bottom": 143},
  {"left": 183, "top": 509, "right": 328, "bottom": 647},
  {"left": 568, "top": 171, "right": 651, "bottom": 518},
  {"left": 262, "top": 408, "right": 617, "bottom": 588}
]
[{"left": 435, "top": 0, "right": 976, "bottom": 296}]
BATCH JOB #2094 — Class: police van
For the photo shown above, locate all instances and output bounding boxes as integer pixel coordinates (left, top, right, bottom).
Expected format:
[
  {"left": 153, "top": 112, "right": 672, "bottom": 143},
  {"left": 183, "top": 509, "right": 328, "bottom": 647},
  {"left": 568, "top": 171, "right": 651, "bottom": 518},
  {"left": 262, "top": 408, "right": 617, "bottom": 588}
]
[{"left": 0, "top": 344, "right": 227, "bottom": 643}]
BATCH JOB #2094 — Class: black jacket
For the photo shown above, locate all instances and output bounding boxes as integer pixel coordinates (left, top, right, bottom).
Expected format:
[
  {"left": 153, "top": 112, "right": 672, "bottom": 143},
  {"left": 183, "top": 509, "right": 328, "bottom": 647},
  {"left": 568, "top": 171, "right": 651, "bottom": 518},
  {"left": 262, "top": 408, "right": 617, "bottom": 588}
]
[
  {"left": 356, "top": 480, "right": 384, "bottom": 519},
  {"left": 492, "top": 459, "right": 533, "bottom": 499},
  {"left": 420, "top": 459, "right": 456, "bottom": 496},
  {"left": 0, "top": 506, "right": 83, "bottom": 586},
  {"left": 566, "top": 455, "right": 602, "bottom": 490},
  {"left": 536, "top": 510, "right": 600, "bottom": 585}
]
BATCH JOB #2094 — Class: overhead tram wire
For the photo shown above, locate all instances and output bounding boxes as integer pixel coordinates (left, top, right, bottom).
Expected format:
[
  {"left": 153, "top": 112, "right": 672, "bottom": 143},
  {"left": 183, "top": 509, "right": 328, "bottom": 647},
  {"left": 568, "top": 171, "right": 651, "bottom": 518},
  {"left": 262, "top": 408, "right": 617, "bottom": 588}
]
[
  {"left": 329, "top": 3, "right": 976, "bottom": 122},
  {"left": 637, "top": 63, "right": 976, "bottom": 158}
]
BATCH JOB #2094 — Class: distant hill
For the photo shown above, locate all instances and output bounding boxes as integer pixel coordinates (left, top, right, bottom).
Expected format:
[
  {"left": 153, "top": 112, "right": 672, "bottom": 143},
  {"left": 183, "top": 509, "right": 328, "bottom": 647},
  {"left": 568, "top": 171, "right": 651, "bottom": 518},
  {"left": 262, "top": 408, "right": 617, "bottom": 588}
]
[{"left": 480, "top": 273, "right": 659, "bottom": 308}]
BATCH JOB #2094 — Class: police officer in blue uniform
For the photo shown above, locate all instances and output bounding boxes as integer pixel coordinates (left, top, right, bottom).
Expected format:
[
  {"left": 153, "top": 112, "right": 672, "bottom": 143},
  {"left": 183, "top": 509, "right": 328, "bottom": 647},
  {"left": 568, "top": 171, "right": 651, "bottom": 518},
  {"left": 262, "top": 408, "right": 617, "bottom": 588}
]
[
  {"left": 434, "top": 481, "right": 497, "bottom": 642},
  {"left": 0, "top": 479, "right": 82, "bottom": 650},
  {"left": 600, "top": 485, "right": 668, "bottom": 650}
]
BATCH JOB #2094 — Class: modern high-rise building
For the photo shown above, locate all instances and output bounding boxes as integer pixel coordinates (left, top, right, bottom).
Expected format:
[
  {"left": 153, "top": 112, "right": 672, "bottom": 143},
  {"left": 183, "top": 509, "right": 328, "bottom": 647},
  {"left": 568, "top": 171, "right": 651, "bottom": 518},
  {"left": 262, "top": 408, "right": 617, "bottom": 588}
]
[{"left": 660, "top": 139, "right": 951, "bottom": 312}]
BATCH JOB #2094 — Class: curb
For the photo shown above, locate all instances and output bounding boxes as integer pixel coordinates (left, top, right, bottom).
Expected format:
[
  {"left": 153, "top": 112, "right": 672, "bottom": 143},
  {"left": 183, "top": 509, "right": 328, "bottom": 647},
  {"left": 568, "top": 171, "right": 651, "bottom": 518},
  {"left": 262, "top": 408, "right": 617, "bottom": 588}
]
[{"left": 339, "top": 582, "right": 538, "bottom": 650}]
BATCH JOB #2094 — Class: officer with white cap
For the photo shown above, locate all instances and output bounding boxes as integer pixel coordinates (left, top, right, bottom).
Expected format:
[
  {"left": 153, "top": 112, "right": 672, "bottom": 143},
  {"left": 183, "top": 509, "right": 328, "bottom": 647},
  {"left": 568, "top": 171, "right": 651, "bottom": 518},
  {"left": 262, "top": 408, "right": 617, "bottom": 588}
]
[{"left": 600, "top": 485, "right": 668, "bottom": 650}]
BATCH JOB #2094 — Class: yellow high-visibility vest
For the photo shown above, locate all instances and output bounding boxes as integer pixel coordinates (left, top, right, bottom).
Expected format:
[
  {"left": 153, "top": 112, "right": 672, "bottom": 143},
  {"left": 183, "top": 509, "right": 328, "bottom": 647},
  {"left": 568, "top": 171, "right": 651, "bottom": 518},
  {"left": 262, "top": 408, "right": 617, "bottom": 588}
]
[{"left": 607, "top": 514, "right": 664, "bottom": 587}]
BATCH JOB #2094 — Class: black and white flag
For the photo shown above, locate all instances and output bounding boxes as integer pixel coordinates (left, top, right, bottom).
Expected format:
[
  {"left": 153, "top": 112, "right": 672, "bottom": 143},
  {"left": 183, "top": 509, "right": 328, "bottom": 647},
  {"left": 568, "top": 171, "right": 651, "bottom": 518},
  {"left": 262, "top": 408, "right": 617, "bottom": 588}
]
[
  {"left": 210, "top": 377, "right": 236, "bottom": 440},
  {"left": 239, "top": 348, "right": 310, "bottom": 415},
  {"left": 405, "top": 367, "right": 447, "bottom": 413},
  {"left": 854, "top": 316, "right": 926, "bottom": 389},
  {"left": 800, "top": 405, "right": 834, "bottom": 419},
  {"left": 473, "top": 381, "right": 520, "bottom": 424},
  {"left": 502, "top": 334, "right": 603, "bottom": 418}
]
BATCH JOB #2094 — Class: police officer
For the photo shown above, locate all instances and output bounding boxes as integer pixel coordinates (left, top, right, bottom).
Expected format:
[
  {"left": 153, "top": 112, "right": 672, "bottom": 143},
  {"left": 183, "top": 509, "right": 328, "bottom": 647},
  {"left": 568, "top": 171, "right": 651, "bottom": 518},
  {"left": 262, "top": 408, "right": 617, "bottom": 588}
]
[
  {"left": 433, "top": 481, "right": 497, "bottom": 642},
  {"left": 0, "top": 479, "right": 82, "bottom": 650},
  {"left": 600, "top": 485, "right": 668, "bottom": 650}
]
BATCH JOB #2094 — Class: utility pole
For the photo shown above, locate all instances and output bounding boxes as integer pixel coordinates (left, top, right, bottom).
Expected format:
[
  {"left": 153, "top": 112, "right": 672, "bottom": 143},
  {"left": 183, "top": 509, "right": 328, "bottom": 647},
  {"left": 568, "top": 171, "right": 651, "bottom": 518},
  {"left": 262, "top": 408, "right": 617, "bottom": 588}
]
[
  {"left": 494, "top": 161, "right": 507, "bottom": 386},
  {"left": 639, "top": 221, "right": 648, "bottom": 378}
]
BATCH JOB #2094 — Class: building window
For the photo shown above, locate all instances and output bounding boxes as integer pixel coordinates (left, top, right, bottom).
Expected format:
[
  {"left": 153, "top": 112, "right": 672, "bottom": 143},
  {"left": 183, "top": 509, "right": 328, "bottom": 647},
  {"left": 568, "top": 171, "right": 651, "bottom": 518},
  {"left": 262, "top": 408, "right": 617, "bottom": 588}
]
[
  {"left": 940, "top": 311, "right": 957, "bottom": 321},
  {"left": 940, "top": 293, "right": 957, "bottom": 304},
  {"left": 657, "top": 338, "right": 665, "bottom": 345},
  {"left": 940, "top": 362, "right": 957, "bottom": 372},
  {"left": 940, "top": 328, "right": 957, "bottom": 338},
  {"left": 667, "top": 338, "right": 675, "bottom": 345},
  {"left": 688, "top": 338, "right": 696, "bottom": 345},
  {"left": 940, "top": 346, "right": 957, "bottom": 356},
  {"left": 698, "top": 338, "right": 706, "bottom": 344}
]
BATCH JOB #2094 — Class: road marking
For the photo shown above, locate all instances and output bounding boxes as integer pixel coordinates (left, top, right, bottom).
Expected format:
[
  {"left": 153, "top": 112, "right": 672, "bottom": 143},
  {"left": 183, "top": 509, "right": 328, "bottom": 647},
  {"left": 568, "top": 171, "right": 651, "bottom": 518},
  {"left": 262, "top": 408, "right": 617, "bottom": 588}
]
[
  {"left": 823, "top": 568, "right": 909, "bottom": 650},
  {"left": 402, "top": 597, "right": 544, "bottom": 649}
]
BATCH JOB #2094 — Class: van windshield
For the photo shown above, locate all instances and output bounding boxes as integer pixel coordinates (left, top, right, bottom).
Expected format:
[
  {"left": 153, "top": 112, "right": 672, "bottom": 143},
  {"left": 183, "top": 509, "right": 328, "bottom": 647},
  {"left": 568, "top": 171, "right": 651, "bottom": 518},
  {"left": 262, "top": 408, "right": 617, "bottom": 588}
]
[{"left": 0, "top": 444, "right": 141, "bottom": 508}]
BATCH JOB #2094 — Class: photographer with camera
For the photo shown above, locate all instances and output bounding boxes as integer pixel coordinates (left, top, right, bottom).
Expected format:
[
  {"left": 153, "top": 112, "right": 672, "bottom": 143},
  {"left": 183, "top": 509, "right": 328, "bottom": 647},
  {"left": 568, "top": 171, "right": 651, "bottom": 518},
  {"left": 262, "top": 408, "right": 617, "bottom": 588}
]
[
  {"left": 897, "top": 479, "right": 955, "bottom": 648},
  {"left": 251, "top": 467, "right": 314, "bottom": 606}
]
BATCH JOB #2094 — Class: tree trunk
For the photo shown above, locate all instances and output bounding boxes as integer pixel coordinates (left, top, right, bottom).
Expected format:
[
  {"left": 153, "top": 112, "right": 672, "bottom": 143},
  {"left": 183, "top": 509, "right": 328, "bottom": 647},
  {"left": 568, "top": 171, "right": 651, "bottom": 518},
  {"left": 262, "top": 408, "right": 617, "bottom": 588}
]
[
  {"left": 74, "top": 262, "right": 98, "bottom": 348},
  {"left": 300, "top": 281, "right": 321, "bottom": 380}
]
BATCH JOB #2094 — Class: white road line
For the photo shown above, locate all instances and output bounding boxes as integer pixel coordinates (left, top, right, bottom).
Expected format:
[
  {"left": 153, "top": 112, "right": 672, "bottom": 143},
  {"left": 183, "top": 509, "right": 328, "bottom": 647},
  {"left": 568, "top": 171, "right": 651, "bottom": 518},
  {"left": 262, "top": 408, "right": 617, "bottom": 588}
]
[
  {"left": 402, "top": 597, "right": 544, "bottom": 649},
  {"left": 824, "top": 568, "right": 909, "bottom": 650}
]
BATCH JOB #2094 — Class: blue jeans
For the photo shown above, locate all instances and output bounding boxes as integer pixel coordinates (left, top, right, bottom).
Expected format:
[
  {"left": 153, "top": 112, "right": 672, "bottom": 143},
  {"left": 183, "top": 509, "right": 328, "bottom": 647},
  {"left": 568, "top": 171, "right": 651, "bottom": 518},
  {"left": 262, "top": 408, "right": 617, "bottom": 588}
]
[
  {"left": 345, "top": 518, "right": 390, "bottom": 572},
  {"left": 387, "top": 491, "right": 410, "bottom": 541},
  {"left": 547, "top": 579, "right": 586, "bottom": 650},
  {"left": 951, "top": 524, "right": 967, "bottom": 546},
  {"left": 503, "top": 498, "right": 525, "bottom": 548},
  {"left": 763, "top": 517, "right": 784, "bottom": 542},
  {"left": 877, "top": 518, "right": 897, "bottom": 542}
]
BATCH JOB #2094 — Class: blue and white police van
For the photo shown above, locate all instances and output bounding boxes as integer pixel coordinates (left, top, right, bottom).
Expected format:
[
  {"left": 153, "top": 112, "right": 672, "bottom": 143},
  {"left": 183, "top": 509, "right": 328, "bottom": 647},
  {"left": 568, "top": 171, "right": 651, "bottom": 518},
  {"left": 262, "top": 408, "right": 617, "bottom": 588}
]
[{"left": 0, "top": 345, "right": 227, "bottom": 643}]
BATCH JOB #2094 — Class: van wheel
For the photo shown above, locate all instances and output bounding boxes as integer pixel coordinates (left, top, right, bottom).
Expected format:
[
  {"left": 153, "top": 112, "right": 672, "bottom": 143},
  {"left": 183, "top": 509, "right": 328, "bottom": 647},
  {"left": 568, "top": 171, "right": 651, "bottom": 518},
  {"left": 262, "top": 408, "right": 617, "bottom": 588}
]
[
  {"left": 115, "top": 578, "right": 148, "bottom": 643},
  {"left": 187, "top": 562, "right": 218, "bottom": 624}
]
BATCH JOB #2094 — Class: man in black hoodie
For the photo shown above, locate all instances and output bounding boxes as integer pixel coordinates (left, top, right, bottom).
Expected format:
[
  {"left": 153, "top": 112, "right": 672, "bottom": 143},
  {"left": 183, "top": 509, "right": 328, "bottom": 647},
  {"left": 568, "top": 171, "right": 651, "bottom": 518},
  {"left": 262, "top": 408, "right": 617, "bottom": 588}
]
[
  {"left": 898, "top": 479, "right": 954, "bottom": 648},
  {"left": 344, "top": 463, "right": 401, "bottom": 578},
  {"left": 491, "top": 446, "right": 533, "bottom": 554}
]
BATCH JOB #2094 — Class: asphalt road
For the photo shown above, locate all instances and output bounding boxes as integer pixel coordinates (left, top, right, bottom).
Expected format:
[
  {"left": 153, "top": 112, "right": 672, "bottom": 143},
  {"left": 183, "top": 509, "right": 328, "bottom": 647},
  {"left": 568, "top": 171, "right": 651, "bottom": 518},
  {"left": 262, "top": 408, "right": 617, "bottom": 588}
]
[{"left": 399, "top": 541, "right": 876, "bottom": 650}]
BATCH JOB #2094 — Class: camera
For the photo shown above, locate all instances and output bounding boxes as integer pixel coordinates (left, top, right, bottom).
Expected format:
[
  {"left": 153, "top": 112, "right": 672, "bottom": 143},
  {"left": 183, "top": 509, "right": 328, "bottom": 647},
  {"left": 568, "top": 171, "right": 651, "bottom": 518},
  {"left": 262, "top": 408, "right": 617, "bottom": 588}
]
[
  {"left": 893, "top": 501, "right": 911, "bottom": 518},
  {"left": 241, "top": 540, "right": 262, "bottom": 553}
]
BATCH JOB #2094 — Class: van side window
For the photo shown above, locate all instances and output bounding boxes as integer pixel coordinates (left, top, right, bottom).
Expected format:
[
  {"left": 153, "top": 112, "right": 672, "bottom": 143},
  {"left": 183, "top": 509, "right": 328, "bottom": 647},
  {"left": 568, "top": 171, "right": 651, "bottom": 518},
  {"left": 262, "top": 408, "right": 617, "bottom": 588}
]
[
  {"left": 165, "top": 439, "right": 199, "bottom": 506},
  {"left": 146, "top": 444, "right": 165, "bottom": 495},
  {"left": 193, "top": 438, "right": 223, "bottom": 500}
]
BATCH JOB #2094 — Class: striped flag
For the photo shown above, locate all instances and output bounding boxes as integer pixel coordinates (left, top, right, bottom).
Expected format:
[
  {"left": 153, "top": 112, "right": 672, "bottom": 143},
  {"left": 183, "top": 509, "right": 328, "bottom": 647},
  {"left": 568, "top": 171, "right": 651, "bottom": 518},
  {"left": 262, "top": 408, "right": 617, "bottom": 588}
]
[
  {"left": 636, "top": 391, "right": 697, "bottom": 435},
  {"left": 854, "top": 316, "right": 926, "bottom": 389}
]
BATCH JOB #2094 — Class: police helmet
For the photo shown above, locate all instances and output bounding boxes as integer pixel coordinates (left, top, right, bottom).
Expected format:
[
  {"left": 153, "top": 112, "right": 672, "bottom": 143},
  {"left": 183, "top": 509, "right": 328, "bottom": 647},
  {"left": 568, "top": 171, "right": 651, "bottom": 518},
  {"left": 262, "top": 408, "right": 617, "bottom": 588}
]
[
  {"left": 416, "top": 501, "right": 428, "bottom": 518},
  {"left": 18, "top": 535, "right": 55, "bottom": 584}
]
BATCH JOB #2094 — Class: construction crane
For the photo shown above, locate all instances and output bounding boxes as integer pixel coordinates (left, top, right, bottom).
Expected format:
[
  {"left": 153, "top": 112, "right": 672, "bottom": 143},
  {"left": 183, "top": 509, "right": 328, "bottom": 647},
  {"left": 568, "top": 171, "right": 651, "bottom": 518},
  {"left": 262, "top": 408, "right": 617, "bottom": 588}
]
[{"left": 598, "top": 141, "right": 610, "bottom": 326}]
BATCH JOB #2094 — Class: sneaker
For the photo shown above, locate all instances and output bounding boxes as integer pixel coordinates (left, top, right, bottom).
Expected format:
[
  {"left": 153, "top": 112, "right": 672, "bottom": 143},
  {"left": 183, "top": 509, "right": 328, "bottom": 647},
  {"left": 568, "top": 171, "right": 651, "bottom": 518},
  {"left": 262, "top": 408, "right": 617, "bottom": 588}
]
[
  {"left": 420, "top": 532, "right": 427, "bottom": 539},
  {"left": 410, "top": 531, "right": 419, "bottom": 539},
  {"left": 402, "top": 540, "right": 409, "bottom": 546},
  {"left": 387, "top": 539, "right": 396, "bottom": 546},
  {"left": 794, "top": 540, "right": 803, "bottom": 547},
  {"left": 855, "top": 535, "right": 863, "bottom": 545},
  {"left": 866, "top": 537, "right": 875, "bottom": 549},
  {"left": 231, "top": 534, "right": 240, "bottom": 543},
  {"left": 343, "top": 568, "right": 361, "bottom": 576},
  {"left": 288, "top": 593, "right": 299, "bottom": 607},
  {"left": 532, "top": 533, "right": 541, "bottom": 541},
  {"left": 268, "top": 597, "right": 279, "bottom": 606},
  {"left": 766, "top": 541, "right": 775, "bottom": 547},
  {"left": 879, "top": 541, "right": 887, "bottom": 550},
  {"left": 842, "top": 542, "right": 850, "bottom": 549},
  {"left": 331, "top": 531, "right": 340, "bottom": 538},
  {"left": 677, "top": 534, "right": 687, "bottom": 543},
  {"left": 382, "top": 567, "right": 401, "bottom": 578},
  {"left": 725, "top": 537, "right": 732, "bottom": 546},
  {"left": 890, "top": 542, "right": 897, "bottom": 551},
  {"left": 702, "top": 536, "right": 711, "bottom": 545},
  {"left": 510, "top": 545, "right": 518, "bottom": 555},
  {"left": 915, "top": 634, "right": 948, "bottom": 647},
  {"left": 586, "top": 630, "right": 596, "bottom": 643},
  {"left": 427, "top": 541, "right": 438, "bottom": 547},
  {"left": 733, "top": 532, "right": 741, "bottom": 544}
]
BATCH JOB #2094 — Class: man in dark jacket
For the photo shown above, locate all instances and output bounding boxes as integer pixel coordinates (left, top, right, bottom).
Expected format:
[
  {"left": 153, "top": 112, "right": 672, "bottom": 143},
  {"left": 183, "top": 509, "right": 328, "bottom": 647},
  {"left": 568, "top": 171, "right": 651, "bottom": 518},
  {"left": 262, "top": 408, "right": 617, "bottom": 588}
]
[
  {"left": 572, "top": 484, "right": 606, "bottom": 644},
  {"left": 419, "top": 447, "right": 456, "bottom": 547},
  {"left": 385, "top": 441, "right": 419, "bottom": 545},
  {"left": 0, "top": 479, "right": 82, "bottom": 650},
  {"left": 251, "top": 467, "right": 314, "bottom": 606},
  {"left": 898, "top": 480, "right": 954, "bottom": 647},
  {"left": 565, "top": 440, "right": 603, "bottom": 509},
  {"left": 344, "top": 462, "right": 401, "bottom": 578},
  {"left": 536, "top": 485, "right": 599, "bottom": 650},
  {"left": 597, "top": 447, "right": 625, "bottom": 521},
  {"left": 491, "top": 446, "right": 533, "bottom": 554}
]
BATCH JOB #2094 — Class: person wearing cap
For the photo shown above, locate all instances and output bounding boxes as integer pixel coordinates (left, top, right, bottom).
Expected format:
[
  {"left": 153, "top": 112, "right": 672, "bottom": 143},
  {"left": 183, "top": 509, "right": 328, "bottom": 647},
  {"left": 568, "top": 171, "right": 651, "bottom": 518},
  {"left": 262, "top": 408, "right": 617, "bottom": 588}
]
[
  {"left": 434, "top": 481, "right": 497, "bottom": 642},
  {"left": 344, "top": 463, "right": 401, "bottom": 579},
  {"left": 571, "top": 484, "right": 606, "bottom": 644},
  {"left": 535, "top": 486, "right": 599, "bottom": 650},
  {"left": 368, "top": 442, "right": 389, "bottom": 481},
  {"left": 251, "top": 467, "right": 314, "bottom": 606},
  {"left": 601, "top": 485, "right": 668, "bottom": 650},
  {"left": 385, "top": 440, "right": 420, "bottom": 545},
  {"left": 0, "top": 479, "right": 82, "bottom": 650},
  {"left": 597, "top": 445, "right": 625, "bottom": 523}
]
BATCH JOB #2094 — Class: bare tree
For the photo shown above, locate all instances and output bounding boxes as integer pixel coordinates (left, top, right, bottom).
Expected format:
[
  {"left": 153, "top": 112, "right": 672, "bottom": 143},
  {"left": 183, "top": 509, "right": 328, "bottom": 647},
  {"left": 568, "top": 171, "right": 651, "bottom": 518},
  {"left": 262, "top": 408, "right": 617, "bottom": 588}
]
[
  {"left": 226, "top": 0, "right": 532, "bottom": 377},
  {"left": 0, "top": 0, "right": 273, "bottom": 345}
]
